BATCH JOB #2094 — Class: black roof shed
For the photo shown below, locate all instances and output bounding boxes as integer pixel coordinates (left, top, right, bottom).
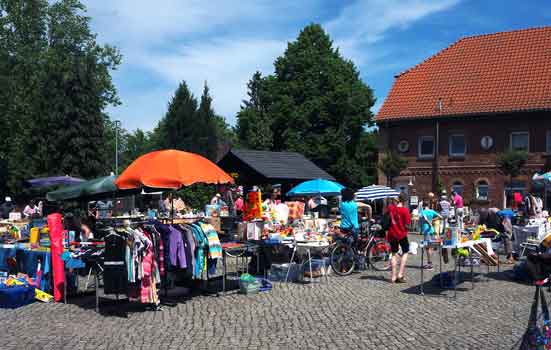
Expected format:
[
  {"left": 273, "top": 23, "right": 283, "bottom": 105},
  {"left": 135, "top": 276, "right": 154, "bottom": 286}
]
[{"left": 217, "top": 149, "right": 335, "bottom": 185}]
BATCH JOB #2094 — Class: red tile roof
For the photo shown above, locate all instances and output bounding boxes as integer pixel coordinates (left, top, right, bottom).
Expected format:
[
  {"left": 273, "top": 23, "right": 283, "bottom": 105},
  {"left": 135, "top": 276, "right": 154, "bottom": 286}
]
[{"left": 376, "top": 27, "right": 551, "bottom": 122}]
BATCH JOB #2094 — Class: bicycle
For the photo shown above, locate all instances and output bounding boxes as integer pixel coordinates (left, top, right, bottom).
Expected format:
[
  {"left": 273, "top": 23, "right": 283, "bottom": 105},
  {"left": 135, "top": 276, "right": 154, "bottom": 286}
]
[{"left": 330, "top": 222, "right": 392, "bottom": 276}]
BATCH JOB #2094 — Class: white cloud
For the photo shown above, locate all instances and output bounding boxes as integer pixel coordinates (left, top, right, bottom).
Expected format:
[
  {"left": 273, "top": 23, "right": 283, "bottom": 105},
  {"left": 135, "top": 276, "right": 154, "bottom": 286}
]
[
  {"left": 141, "top": 39, "right": 286, "bottom": 123},
  {"left": 326, "top": 0, "right": 461, "bottom": 65},
  {"left": 80, "top": 0, "right": 461, "bottom": 130}
]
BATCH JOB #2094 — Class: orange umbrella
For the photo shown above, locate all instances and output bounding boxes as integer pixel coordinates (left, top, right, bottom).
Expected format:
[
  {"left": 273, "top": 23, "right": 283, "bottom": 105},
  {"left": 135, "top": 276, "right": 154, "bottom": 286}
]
[{"left": 115, "top": 149, "right": 234, "bottom": 190}]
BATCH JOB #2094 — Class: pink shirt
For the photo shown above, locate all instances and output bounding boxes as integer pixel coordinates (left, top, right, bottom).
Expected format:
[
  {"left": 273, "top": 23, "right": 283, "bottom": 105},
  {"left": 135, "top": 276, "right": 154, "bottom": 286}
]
[
  {"left": 453, "top": 194, "right": 464, "bottom": 208},
  {"left": 234, "top": 197, "right": 244, "bottom": 211}
]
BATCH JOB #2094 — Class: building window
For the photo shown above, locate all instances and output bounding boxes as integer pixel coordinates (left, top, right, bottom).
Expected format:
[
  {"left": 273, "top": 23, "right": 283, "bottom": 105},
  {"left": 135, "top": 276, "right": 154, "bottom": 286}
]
[
  {"left": 476, "top": 180, "right": 489, "bottom": 200},
  {"left": 449, "top": 134, "right": 466, "bottom": 157},
  {"left": 510, "top": 132, "right": 529, "bottom": 151},
  {"left": 418, "top": 136, "right": 434, "bottom": 159},
  {"left": 547, "top": 131, "right": 551, "bottom": 154},
  {"left": 505, "top": 180, "right": 526, "bottom": 208},
  {"left": 451, "top": 181, "right": 464, "bottom": 195}
]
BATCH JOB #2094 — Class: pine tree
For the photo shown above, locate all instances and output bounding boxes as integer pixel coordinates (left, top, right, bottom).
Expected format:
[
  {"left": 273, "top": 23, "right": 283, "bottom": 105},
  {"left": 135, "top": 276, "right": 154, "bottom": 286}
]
[
  {"left": 196, "top": 82, "right": 219, "bottom": 160},
  {"left": 157, "top": 81, "right": 198, "bottom": 152},
  {"left": 236, "top": 71, "right": 273, "bottom": 150}
]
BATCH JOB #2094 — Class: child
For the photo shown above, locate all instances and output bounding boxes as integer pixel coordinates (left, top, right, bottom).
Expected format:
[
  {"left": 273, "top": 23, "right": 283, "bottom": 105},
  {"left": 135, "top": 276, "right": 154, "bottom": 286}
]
[{"left": 420, "top": 202, "right": 442, "bottom": 270}]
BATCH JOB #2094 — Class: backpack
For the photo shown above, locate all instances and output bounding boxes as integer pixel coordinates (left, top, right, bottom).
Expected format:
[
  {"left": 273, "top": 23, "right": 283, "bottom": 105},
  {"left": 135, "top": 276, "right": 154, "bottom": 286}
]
[
  {"left": 382, "top": 208, "right": 397, "bottom": 232},
  {"left": 381, "top": 213, "right": 391, "bottom": 231}
]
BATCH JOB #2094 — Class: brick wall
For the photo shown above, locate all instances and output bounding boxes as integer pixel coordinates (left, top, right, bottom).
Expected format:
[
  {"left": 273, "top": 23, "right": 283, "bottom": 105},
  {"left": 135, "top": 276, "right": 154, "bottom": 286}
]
[{"left": 377, "top": 111, "right": 551, "bottom": 207}]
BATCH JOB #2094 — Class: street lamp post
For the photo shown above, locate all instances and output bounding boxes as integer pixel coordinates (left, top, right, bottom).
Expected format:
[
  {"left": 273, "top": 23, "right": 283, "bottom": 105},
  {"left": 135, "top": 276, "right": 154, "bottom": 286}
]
[{"left": 114, "top": 120, "right": 121, "bottom": 175}]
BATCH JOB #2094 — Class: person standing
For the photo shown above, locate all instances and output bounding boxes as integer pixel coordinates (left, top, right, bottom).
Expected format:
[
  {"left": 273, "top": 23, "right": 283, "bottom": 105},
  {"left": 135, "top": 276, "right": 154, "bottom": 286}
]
[
  {"left": 438, "top": 195, "right": 451, "bottom": 235},
  {"left": 451, "top": 190, "right": 465, "bottom": 232},
  {"left": 308, "top": 195, "right": 328, "bottom": 217},
  {"left": 420, "top": 202, "right": 442, "bottom": 270},
  {"left": 0, "top": 197, "right": 14, "bottom": 219},
  {"left": 386, "top": 193, "right": 411, "bottom": 283},
  {"left": 79, "top": 216, "right": 96, "bottom": 242},
  {"left": 427, "top": 192, "right": 438, "bottom": 210},
  {"left": 23, "top": 200, "right": 37, "bottom": 218},
  {"left": 37, "top": 201, "right": 44, "bottom": 217},
  {"left": 234, "top": 194, "right": 244, "bottom": 217},
  {"left": 210, "top": 193, "right": 223, "bottom": 205}
]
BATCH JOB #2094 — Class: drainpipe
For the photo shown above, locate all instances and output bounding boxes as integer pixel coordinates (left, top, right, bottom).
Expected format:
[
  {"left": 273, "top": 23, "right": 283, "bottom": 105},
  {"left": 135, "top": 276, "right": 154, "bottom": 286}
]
[{"left": 432, "top": 120, "right": 440, "bottom": 192}]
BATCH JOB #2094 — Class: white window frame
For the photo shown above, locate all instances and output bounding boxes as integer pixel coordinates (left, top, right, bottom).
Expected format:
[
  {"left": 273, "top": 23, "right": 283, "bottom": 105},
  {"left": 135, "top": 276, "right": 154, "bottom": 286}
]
[
  {"left": 476, "top": 180, "right": 489, "bottom": 200},
  {"left": 547, "top": 130, "right": 551, "bottom": 154},
  {"left": 449, "top": 134, "right": 466, "bottom": 157},
  {"left": 510, "top": 131, "right": 529, "bottom": 152},
  {"left": 418, "top": 135, "right": 435, "bottom": 159}
]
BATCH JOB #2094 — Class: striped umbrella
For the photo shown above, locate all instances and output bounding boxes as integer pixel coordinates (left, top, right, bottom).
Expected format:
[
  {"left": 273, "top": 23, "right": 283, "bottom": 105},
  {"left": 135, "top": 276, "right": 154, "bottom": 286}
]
[{"left": 355, "top": 185, "right": 400, "bottom": 201}]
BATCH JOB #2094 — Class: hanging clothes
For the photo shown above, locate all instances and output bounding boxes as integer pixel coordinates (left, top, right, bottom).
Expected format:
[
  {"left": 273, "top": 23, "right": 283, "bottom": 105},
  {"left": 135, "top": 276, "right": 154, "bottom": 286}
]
[
  {"left": 176, "top": 225, "right": 195, "bottom": 276},
  {"left": 104, "top": 230, "right": 128, "bottom": 295},
  {"left": 190, "top": 224, "right": 208, "bottom": 279},
  {"left": 139, "top": 230, "right": 160, "bottom": 305},
  {"left": 167, "top": 225, "right": 187, "bottom": 269},
  {"left": 200, "top": 223, "right": 222, "bottom": 260}
]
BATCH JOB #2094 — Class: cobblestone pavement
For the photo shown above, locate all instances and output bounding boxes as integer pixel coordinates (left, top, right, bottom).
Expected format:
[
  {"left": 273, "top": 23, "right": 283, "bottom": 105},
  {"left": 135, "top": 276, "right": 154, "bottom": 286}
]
[{"left": 1, "top": 238, "right": 534, "bottom": 350}]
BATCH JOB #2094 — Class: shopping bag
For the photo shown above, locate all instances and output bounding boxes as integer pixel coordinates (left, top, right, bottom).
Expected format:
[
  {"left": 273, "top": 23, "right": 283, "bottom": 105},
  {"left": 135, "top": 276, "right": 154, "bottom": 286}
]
[
  {"left": 537, "top": 288, "right": 551, "bottom": 349},
  {"left": 519, "top": 286, "right": 551, "bottom": 349}
]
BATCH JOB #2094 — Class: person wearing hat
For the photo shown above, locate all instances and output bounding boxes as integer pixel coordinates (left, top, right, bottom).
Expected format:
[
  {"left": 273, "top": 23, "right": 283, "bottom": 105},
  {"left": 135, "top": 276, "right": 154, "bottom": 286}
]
[{"left": 0, "top": 197, "right": 14, "bottom": 219}]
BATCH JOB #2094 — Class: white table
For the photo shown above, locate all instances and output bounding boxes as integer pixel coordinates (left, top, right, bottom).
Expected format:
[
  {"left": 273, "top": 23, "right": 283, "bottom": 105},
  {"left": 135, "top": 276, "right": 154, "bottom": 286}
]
[
  {"left": 419, "top": 238, "right": 497, "bottom": 298},
  {"left": 285, "top": 240, "right": 330, "bottom": 284},
  {"left": 513, "top": 224, "right": 550, "bottom": 255}
]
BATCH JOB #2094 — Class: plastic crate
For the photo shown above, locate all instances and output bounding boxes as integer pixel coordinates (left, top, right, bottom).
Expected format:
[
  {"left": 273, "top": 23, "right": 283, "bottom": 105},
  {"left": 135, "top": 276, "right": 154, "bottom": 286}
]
[
  {"left": 0, "top": 285, "right": 35, "bottom": 309},
  {"left": 269, "top": 263, "right": 301, "bottom": 282},
  {"left": 239, "top": 279, "right": 260, "bottom": 294}
]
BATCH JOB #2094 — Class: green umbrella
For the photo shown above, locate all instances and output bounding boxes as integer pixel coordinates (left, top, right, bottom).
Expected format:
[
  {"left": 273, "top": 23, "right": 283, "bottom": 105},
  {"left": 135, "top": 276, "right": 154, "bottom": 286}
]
[{"left": 46, "top": 175, "right": 120, "bottom": 201}]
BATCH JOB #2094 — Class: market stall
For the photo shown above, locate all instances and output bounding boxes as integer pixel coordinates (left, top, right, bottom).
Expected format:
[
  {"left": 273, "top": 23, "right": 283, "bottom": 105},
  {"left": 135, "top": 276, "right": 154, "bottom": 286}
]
[
  {"left": 419, "top": 230, "right": 498, "bottom": 298},
  {"left": 0, "top": 218, "right": 56, "bottom": 307}
]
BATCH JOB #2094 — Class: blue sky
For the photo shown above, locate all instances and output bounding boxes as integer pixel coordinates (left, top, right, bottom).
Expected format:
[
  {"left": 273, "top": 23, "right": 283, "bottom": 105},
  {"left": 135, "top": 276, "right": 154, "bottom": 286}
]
[{"left": 82, "top": 0, "right": 551, "bottom": 131}]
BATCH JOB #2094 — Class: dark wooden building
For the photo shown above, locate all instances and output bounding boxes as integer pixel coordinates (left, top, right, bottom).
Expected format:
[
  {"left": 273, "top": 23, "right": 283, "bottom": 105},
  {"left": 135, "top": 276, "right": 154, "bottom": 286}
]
[
  {"left": 376, "top": 27, "right": 551, "bottom": 208},
  {"left": 217, "top": 149, "right": 335, "bottom": 187}
]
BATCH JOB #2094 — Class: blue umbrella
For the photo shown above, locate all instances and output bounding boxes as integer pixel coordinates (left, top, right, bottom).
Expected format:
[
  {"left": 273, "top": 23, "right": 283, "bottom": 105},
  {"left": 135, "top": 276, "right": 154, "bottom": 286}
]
[
  {"left": 287, "top": 179, "right": 344, "bottom": 196},
  {"left": 355, "top": 185, "right": 400, "bottom": 201},
  {"left": 25, "top": 175, "right": 85, "bottom": 188}
]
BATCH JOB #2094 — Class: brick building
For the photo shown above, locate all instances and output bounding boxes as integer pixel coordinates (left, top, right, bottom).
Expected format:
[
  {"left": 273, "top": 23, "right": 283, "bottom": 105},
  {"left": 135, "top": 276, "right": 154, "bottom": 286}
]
[{"left": 376, "top": 27, "right": 551, "bottom": 208}]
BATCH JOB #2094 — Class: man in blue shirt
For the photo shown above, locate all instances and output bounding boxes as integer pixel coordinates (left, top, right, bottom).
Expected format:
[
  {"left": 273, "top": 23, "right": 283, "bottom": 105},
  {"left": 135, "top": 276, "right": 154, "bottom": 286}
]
[{"left": 420, "top": 202, "right": 442, "bottom": 270}]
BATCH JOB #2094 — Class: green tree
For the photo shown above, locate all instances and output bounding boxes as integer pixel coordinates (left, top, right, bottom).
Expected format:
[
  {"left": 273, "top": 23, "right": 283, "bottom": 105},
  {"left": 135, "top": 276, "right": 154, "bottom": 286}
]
[
  {"left": 122, "top": 129, "right": 154, "bottom": 168},
  {"left": 0, "top": 0, "right": 120, "bottom": 194},
  {"left": 236, "top": 71, "right": 273, "bottom": 150},
  {"left": 196, "top": 83, "right": 219, "bottom": 160},
  {"left": 236, "top": 24, "right": 376, "bottom": 187},
  {"left": 378, "top": 151, "right": 408, "bottom": 188},
  {"left": 154, "top": 80, "right": 233, "bottom": 161},
  {"left": 0, "top": 0, "right": 49, "bottom": 193},
  {"left": 498, "top": 150, "right": 529, "bottom": 184},
  {"left": 156, "top": 81, "right": 198, "bottom": 151}
]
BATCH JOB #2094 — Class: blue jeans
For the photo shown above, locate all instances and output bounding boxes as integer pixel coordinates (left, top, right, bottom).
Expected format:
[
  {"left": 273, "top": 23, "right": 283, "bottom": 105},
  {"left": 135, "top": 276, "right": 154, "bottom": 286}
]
[{"left": 341, "top": 227, "right": 359, "bottom": 242}]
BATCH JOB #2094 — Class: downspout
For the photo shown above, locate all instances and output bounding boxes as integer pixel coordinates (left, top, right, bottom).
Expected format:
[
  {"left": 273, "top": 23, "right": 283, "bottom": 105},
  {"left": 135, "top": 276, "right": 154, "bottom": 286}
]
[
  {"left": 433, "top": 99, "right": 442, "bottom": 193},
  {"left": 432, "top": 120, "right": 440, "bottom": 193}
]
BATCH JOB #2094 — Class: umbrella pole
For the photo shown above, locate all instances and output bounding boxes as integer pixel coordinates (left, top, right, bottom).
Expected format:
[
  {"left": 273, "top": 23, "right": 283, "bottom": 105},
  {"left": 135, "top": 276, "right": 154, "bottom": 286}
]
[
  {"left": 171, "top": 191, "right": 175, "bottom": 224},
  {"left": 545, "top": 183, "right": 548, "bottom": 210}
]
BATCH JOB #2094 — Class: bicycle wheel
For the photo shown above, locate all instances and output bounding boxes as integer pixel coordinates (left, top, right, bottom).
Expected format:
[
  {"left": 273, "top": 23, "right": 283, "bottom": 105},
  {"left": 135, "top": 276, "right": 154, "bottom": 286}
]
[
  {"left": 330, "top": 242, "right": 355, "bottom": 276},
  {"left": 368, "top": 239, "right": 391, "bottom": 271}
]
